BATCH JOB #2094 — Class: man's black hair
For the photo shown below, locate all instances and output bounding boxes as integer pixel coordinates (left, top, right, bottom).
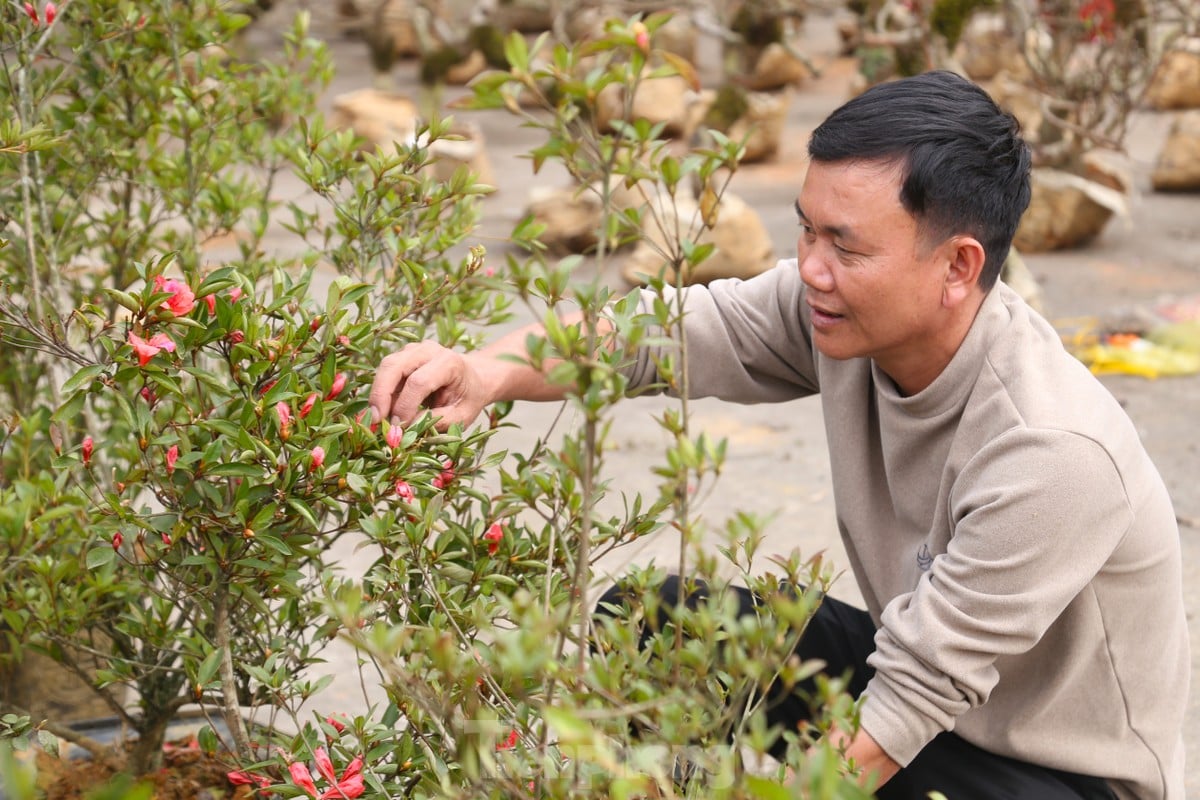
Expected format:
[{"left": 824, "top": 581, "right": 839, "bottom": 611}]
[{"left": 808, "top": 71, "right": 1032, "bottom": 291}]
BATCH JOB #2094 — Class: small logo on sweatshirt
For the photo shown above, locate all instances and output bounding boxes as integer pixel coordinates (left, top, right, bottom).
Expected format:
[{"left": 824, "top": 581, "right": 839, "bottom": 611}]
[{"left": 916, "top": 544, "right": 934, "bottom": 572}]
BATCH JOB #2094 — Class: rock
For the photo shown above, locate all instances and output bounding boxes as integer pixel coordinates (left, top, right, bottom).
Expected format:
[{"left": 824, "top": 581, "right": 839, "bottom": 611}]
[
  {"left": 1013, "top": 168, "right": 1129, "bottom": 252},
  {"left": 744, "top": 42, "right": 809, "bottom": 91},
  {"left": 328, "top": 89, "right": 420, "bottom": 152},
  {"left": 723, "top": 88, "right": 793, "bottom": 162},
  {"left": 1000, "top": 248, "right": 1044, "bottom": 315},
  {"left": 1081, "top": 149, "right": 1133, "bottom": 194},
  {"left": 524, "top": 185, "right": 604, "bottom": 255},
  {"left": 956, "top": 12, "right": 1021, "bottom": 82},
  {"left": 1152, "top": 110, "right": 1200, "bottom": 192},
  {"left": 1144, "top": 41, "right": 1200, "bottom": 111},
  {"left": 377, "top": 0, "right": 423, "bottom": 59},
  {"left": 428, "top": 121, "right": 495, "bottom": 187},
  {"left": 444, "top": 49, "right": 488, "bottom": 85},
  {"left": 596, "top": 73, "right": 703, "bottom": 139},
  {"left": 984, "top": 74, "right": 1043, "bottom": 144},
  {"left": 490, "top": 0, "right": 554, "bottom": 33},
  {"left": 621, "top": 191, "right": 775, "bottom": 285}
]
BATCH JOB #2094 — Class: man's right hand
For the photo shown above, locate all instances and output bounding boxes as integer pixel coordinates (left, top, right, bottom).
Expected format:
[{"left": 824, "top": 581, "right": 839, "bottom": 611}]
[{"left": 368, "top": 341, "right": 491, "bottom": 431}]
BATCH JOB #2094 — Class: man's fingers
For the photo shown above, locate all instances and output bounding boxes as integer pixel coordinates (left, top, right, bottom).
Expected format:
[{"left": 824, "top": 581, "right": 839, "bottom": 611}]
[{"left": 386, "top": 352, "right": 465, "bottom": 426}]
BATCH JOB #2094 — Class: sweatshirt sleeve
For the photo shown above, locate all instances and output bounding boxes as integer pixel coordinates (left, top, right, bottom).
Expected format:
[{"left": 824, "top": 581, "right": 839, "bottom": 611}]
[
  {"left": 620, "top": 259, "right": 820, "bottom": 402},
  {"left": 859, "top": 427, "right": 1134, "bottom": 765}
]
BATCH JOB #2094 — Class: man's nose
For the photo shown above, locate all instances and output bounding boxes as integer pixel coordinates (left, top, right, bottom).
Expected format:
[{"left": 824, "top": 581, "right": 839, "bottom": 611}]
[{"left": 798, "top": 243, "right": 834, "bottom": 293}]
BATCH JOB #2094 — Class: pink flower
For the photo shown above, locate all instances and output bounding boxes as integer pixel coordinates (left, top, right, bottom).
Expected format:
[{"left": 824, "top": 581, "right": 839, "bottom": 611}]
[
  {"left": 228, "top": 330, "right": 245, "bottom": 344},
  {"left": 165, "top": 445, "right": 179, "bottom": 475},
  {"left": 483, "top": 523, "right": 503, "bottom": 556},
  {"left": 497, "top": 729, "right": 518, "bottom": 751},
  {"left": 44, "top": 2, "right": 55, "bottom": 24},
  {"left": 289, "top": 762, "right": 319, "bottom": 798},
  {"left": 314, "top": 747, "right": 337, "bottom": 784},
  {"left": 299, "top": 392, "right": 318, "bottom": 419},
  {"left": 325, "top": 372, "right": 347, "bottom": 401},
  {"left": 112, "top": 532, "right": 123, "bottom": 551},
  {"left": 310, "top": 446, "right": 325, "bottom": 471},
  {"left": 431, "top": 460, "right": 455, "bottom": 490},
  {"left": 227, "top": 771, "right": 269, "bottom": 789},
  {"left": 276, "top": 401, "right": 292, "bottom": 428},
  {"left": 394, "top": 480, "right": 414, "bottom": 502},
  {"left": 203, "top": 294, "right": 216, "bottom": 315},
  {"left": 23, "top": 3, "right": 37, "bottom": 23},
  {"left": 81, "top": 436, "right": 93, "bottom": 466},
  {"left": 128, "top": 332, "right": 175, "bottom": 367},
  {"left": 385, "top": 424, "right": 402, "bottom": 449},
  {"left": 228, "top": 287, "right": 243, "bottom": 302},
  {"left": 632, "top": 22, "right": 649, "bottom": 53},
  {"left": 337, "top": 335, "right": 350, "bottom": 347},
  {"left": 153, "top": 275, "right": 196, "bottom": 316},
  {"left": 289, "top": 753, "right": 365, "bottom": 800}
]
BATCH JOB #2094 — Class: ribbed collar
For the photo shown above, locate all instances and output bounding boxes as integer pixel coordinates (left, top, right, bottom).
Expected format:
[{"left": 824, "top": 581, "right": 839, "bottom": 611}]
[{"left": 871, "top": 285, "right": 1011, "bottom": 419}]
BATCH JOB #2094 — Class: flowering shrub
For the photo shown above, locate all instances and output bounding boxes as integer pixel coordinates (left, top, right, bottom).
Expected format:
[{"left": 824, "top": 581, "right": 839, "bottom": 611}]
[{"left": 1, "top": 6, "right": 868, "bottom": 799}]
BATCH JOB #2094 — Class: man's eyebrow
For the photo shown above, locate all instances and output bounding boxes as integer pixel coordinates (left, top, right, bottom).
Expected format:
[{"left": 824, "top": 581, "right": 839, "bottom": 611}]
[{"left": 794, "top": 200, "right": 855, "bottom": 243}]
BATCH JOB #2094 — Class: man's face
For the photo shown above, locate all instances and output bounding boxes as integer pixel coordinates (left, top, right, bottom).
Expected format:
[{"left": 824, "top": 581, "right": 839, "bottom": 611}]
[{"left": 795, "top": 159, "right": 953, "bottom": 385}]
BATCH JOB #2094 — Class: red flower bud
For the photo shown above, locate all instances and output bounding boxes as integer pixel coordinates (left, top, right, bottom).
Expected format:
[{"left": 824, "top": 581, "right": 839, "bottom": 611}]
[
  {"left": 23, "top": 3, "right": 38, "bottom": 23},
  {"left": 385, "top": 424, "right": 403, "bottom": 449},
  {"left": 81, "top": 436, "right": 94, "bottom": 466},
  {"left": 325, "top": 372, "right": 347, "bottom": 401},
  {"left": 275, "top": 401, "right": 292, "bottom": 428},
  {"left": 299, "top": 392, "right": 318, "bottom": 419},
  {"left": 44, "top": 2, "right": 56, "bottom": 25},
  {"left": 497, "top": 728, "right": 518, "bottom": 751},
  {"left": 228, "top": 330, "right": 245, "bottom": 344},
  {"left": 310, "top": 316, "right": 322, "bottom": 333},
  {"left": 112, "top": 532, "right": 123, "bottom": 551},
  {"left": 394, "top": 480, "right": 414, "bottom": 502},
  {"left": 203, "top": 294, "right": 216, "bottom": 315},
  {"left": 166, "top": 445, "right": 179, "bottom": 475},
  {"left": 310, "top": 446, "right": 325, "bottom": 471},
  {"left": 482, "top": 522, "right": 503, "bottom": 556}
]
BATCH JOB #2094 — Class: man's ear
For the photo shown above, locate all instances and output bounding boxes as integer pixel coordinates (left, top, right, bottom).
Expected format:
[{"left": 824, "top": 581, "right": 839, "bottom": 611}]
[{"left": 942, "top": 236, "right": 987, "bottom": 308}]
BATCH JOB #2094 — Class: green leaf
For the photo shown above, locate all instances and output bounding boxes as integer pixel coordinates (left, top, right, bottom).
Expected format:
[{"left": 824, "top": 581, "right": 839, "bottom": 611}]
[
  {"left": 287, "top": 498, "right": 319, "bottom": 530},
  {"left": 85, "top": 546, "right": 115, "bottom": 570},
  {"left": 196, "top": 648, "right": 223, "bottom": 686},
  {"left": 208, "top": 463, "right": 266, "bottom": 478},
  {"left": 37, "top": 730, "right": 60, "bottom": 758},
  {"left": 60, "top": 365, "right": 105, "bottom": 396}
]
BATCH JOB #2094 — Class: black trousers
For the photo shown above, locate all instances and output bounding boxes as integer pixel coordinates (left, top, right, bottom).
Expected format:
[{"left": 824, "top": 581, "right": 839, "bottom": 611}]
[{"left": 596, "top": 575, "right": 1117, "bottom": 800}]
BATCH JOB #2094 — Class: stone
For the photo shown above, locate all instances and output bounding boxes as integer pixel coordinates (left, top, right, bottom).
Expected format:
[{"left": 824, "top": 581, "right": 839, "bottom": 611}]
[
  {"left": 1144, "top": 41, "right": 1200, "bottom": 111},
  {"left": 744, "top": 42, "right": 809, "bottom": 91},
  {"left": 329, "top": 89, "right": 420, "bottom": 152},
  {"left": 428, "top": 121, "right": 495, "bottom": 188},
  {"left": 956, "top": 12, "right": 1022, "bottom": 82},
  {"left": 489, "top": 0, "right": 554, "bottom": 33},
  {"left": 1000, "top": 248, "right": 1044, "bottom": 315},
  {"left": 621, "top": 191, "right": 775, "bottom": 285},
  {"left": 1081, "top": 149, "right": 1133, "bottom": 194},
  {"left": 524, "top": 185, "right": 604, "bottom": 255},
  {"left": 1013, "top": 168, "right": 1128, "bottom": 252},
  {"left": 723, "top": 88, "right": 793, "bottom": 163},
  {"left": 984, "top": 73, "right": 1043, "bottom": 144},
  {"left": 1152, "top": 110, "right": 1200, "bottom": 192},
  {"left": 595, "top": 73, "right": 703, "bottom": 139},
  {"left": 444, "top": 49, "right": 488, "bottom": 85}
]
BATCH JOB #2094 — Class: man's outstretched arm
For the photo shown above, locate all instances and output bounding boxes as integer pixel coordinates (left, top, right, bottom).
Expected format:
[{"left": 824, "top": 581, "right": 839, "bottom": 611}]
[{"left": 368, "top": 314, "right": 587, "bottom": 431}]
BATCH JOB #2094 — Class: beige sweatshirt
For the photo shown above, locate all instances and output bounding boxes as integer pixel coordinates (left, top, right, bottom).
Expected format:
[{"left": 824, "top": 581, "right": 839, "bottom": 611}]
[{"left": 620, "top": 260, "right": 1188, "bottom": 799}]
